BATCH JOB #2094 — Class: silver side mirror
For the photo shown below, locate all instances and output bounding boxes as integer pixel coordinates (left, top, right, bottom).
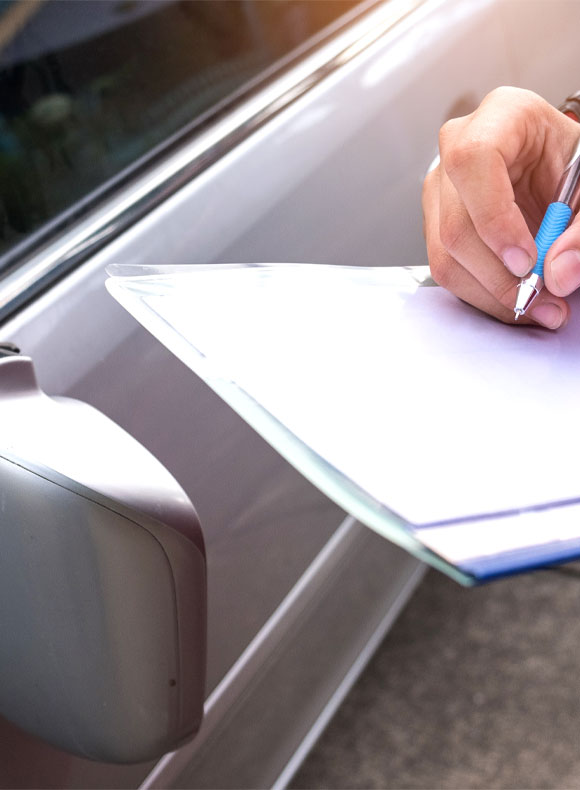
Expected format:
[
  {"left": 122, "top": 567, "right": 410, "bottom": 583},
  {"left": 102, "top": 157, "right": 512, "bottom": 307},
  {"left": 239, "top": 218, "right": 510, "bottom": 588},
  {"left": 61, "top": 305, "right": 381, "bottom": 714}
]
[{"left": 0, "top": 352, "right": 206, "bottom": 763}]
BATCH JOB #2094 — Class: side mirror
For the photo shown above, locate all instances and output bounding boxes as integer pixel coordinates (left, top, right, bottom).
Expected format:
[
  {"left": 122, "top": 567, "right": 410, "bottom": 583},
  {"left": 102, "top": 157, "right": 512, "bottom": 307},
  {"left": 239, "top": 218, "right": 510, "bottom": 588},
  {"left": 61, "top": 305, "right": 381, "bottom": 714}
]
[{"left": 0, "top": 352, "right": 206, "bottom": 763}]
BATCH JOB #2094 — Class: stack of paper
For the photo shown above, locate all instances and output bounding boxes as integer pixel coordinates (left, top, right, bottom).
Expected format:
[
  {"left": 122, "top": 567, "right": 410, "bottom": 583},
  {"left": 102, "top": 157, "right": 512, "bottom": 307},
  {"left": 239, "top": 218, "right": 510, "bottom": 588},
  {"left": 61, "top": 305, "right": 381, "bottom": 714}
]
[{"left": 106, "top": 263, "right": 580, "bottom": 585}]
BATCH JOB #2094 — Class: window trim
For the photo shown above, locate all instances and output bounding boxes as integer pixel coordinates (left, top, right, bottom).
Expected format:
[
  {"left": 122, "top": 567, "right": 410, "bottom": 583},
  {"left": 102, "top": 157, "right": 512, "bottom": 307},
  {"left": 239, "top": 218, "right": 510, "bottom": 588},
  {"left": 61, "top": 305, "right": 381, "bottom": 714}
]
[{"left": 0, "top": 0, "right": 425, "bottom": 324}]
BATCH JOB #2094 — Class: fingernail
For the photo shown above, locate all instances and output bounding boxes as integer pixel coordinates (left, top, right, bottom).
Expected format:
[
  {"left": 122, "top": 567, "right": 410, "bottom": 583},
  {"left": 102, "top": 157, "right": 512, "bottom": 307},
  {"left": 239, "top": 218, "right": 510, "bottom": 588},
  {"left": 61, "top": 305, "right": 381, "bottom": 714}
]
[
  {"left": 502, "top": 246, "right": 533, "bottom": 276},
  {"left": 529, "top": 302, "right": 565, "bottom": 329},
  {"left": 550, "top": 249, "right": 580, "bottom": 295}
]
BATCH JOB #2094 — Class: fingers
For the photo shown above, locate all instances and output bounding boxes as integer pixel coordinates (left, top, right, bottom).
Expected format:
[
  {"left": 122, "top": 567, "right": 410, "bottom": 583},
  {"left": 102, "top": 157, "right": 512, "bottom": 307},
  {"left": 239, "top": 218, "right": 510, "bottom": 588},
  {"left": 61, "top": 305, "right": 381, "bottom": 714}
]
[
  {"left": 545, "top": 213, "right": 580, "bottom": 296},
  {"left": 423, "top": 86, "right": 580, "bottom": 327},
  {"left": 423, "top": 166, "right": 569, "bottom": 329},
  {"left": 438, "top": 87, "right": 578, "bottom": 277},
  {"left": 438, "top": 167, "right": 519, "bottom": 304},
  {"left": 439, "top": 89, "right": 534, "bottom": 268},
  {"left": 423, "top": 168, "right": 511, "bottom": 321},
  {"left": 440, "top": 124, "right": 536, "bottom": 273}
]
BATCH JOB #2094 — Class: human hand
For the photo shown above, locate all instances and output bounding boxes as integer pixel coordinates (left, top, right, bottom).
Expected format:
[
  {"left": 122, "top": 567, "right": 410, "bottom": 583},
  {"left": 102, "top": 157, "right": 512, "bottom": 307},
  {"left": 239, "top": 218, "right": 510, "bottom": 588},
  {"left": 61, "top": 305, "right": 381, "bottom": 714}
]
[{"left": 422, "top": 87, "right": 580, "bottom": 328}]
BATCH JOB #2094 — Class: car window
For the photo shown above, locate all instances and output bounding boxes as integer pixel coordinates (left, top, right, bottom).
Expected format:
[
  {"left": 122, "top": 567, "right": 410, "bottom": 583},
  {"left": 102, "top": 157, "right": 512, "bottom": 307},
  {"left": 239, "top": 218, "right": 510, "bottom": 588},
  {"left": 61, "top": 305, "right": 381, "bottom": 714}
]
[{"left": 0, "top": 0, "right": 364, "bottom": 265}]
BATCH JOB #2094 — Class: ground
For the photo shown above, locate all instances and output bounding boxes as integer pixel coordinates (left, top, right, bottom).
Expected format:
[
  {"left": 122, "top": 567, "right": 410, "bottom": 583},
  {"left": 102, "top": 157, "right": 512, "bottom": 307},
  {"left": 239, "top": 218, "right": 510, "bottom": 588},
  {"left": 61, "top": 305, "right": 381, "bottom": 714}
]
[{"left": 292, "top": 563, "right": 580, "bottom": 789}]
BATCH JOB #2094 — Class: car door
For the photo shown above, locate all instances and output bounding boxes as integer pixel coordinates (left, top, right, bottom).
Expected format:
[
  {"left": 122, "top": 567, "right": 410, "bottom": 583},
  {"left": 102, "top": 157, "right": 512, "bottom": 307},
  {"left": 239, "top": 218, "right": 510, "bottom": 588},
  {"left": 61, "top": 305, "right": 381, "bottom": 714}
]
[
  {"left": 1, "top": 0, "right": 577, "bottom": 787},
  {"left": 0, "top": 2, "right": 426, "bottom": 787}
]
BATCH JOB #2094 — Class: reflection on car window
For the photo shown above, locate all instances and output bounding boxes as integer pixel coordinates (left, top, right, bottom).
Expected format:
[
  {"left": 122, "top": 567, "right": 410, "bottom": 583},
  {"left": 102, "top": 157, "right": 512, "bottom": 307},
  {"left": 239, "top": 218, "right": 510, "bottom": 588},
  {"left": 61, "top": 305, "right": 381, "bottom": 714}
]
[{"left": 0, "top": 0, "right": 361, "bottom": 261}]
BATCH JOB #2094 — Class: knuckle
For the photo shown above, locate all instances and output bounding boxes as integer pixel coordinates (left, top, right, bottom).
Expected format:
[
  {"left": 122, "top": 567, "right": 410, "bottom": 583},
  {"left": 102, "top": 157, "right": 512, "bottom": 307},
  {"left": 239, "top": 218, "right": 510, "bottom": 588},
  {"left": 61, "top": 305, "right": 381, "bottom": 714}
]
[
  {"left": 484, "top": 85, "right": 515, "bottom": 104},
  {"left": 471, "top": 207, "right": 498, "bottom": 238},
  {"left": 439, "top": 207, "right": 468, "bottom": 254},
  {"left": 490, "top": 275, "right": 517, "bottom": 310},
  {"left": 471, "top": 204, "right": 509, "bottom": 245},
  {"left": 428, "top": 247, "right": 454, "bottom": 290},
  {"left": 438, "top": 118, "right": 460, "bottom": 154},
  {"left": 443, "top": 138, "right": 479, "bottom": 177},
  {"left": 481, "top": 86, "right": 544, "bottom": 122},
  {"left": 421, "top": 170, "right": 438, "bottom": 212},
  {"left": 422, "top": 169, "right": 435, "bottom": 198}
]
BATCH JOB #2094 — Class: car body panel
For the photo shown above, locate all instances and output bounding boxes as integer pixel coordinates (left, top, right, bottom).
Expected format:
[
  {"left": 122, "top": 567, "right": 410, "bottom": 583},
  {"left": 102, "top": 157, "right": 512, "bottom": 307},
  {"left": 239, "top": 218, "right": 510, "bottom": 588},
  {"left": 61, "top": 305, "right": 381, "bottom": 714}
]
[{"left": 0, "top": 0, "right": 578, "bottom": 787}]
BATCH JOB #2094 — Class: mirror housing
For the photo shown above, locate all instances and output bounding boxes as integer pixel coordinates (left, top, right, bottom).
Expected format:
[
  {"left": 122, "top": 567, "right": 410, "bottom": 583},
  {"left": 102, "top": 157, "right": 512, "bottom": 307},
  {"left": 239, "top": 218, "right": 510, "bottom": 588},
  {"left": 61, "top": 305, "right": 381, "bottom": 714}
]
[{"left": 0, "top": 355, "right": 206, "bottom": 763}]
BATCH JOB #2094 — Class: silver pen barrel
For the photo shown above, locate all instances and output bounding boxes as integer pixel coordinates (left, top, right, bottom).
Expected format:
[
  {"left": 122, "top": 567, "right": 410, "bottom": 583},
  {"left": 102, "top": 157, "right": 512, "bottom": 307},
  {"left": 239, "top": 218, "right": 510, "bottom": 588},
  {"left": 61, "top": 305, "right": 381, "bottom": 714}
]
[
  {"left": 555, "top": 136, "right": 580, "bottom": 210},
  {"left": 514, "top": 135, "right": 580, "bottom": 320}
]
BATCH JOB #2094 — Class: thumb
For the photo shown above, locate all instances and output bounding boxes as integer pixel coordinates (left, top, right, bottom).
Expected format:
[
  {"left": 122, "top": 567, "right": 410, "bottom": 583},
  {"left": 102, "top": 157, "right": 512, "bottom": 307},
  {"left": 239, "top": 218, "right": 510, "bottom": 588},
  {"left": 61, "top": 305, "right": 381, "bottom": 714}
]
[{"left": 544, "top": 213, "right": 580, "bottom": 296}]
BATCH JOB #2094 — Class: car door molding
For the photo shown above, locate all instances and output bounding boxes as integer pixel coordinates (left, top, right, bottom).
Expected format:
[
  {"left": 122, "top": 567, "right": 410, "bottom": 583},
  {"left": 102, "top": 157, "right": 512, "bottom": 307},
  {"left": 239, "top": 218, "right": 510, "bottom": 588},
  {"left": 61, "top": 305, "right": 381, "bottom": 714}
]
[{"left": 0, "top": 0, "right": 423, "bottom": 324}]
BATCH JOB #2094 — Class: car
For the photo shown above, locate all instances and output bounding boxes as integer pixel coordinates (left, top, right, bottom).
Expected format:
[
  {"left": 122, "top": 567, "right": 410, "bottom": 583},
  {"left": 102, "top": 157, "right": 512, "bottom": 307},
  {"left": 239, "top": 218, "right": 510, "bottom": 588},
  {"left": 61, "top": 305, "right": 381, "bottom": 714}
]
[{"left": 0, "top": 0, "right": 577, "bottom": 787}]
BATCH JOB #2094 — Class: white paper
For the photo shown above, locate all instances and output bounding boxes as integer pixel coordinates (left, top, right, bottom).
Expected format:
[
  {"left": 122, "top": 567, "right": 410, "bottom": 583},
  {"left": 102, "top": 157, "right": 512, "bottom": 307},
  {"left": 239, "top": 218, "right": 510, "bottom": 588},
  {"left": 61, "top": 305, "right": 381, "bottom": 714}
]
[{"left": 106, "top": 263, "right": 580, "bottom": 579}]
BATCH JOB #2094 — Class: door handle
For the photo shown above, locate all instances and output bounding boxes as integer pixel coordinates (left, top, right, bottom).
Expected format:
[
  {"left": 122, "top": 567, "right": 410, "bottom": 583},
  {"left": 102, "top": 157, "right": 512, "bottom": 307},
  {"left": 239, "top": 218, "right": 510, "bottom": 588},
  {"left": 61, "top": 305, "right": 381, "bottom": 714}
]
[{"left": 0, "top": 351, "right": 206, "bottom": 764}]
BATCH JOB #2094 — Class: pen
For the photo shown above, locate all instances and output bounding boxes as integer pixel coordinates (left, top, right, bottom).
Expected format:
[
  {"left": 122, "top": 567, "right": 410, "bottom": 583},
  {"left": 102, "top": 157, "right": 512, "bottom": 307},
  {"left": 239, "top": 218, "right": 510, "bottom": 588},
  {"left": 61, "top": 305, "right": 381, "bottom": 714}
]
[{"left": 514, "top": 137, "right": 580, "bottom": 319}]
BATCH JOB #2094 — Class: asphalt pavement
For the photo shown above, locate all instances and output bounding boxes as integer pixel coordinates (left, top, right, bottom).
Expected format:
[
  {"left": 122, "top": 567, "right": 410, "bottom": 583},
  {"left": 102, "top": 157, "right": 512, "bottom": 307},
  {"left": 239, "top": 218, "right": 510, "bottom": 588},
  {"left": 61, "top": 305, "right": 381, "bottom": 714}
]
[{"left": 291, "top": 563, "right": 580, "bottom": 789}]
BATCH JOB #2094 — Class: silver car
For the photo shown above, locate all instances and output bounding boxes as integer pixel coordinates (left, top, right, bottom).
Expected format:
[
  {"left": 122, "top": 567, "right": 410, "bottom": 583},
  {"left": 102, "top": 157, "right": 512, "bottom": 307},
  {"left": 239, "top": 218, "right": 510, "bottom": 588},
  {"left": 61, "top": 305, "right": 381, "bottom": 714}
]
[{"left": 0, "top": 0, "right": 576, "bottom": 787}]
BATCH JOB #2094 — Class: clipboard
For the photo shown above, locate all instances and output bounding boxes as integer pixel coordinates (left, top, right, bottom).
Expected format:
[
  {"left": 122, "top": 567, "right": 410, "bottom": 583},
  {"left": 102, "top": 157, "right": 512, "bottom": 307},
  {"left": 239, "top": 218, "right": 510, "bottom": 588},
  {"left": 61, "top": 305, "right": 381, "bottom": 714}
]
[{"left": 106, "top": 263, "right": 580, "bottom": 585}]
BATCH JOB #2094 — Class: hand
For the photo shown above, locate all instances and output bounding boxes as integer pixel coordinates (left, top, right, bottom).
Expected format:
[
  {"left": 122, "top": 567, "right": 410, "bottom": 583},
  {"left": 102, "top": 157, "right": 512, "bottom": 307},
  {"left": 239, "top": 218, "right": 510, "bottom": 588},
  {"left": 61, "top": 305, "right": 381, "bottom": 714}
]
[{"left": 422, "top": 87, "right": 580, "bottom": 328}]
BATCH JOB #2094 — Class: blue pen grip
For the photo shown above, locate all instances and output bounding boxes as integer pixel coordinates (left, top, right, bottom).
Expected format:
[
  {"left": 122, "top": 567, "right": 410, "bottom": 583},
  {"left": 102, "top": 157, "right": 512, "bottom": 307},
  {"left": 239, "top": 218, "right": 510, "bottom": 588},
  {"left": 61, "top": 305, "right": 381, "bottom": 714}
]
[{"left": 533, "top": 201, "right": 572, "bottom": 277}]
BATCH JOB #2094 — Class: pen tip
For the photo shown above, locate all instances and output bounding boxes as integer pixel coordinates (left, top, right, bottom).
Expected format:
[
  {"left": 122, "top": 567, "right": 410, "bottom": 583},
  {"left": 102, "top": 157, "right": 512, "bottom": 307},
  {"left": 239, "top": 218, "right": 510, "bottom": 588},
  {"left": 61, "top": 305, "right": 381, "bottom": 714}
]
[{"left": 514, "top": 311, "right": 520, "bottom": 322}]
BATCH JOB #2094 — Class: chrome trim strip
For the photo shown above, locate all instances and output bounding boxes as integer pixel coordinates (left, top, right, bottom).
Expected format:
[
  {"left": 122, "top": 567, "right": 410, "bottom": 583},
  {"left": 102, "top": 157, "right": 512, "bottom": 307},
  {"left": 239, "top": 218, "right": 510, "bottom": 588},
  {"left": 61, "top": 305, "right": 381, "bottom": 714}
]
[
  {"left": 140, "top": 515, "right": 360, "bottom": 790},
  {"left": 0, "top": 0, "right": 424, "bottom": 322},
  {"left": 141, "top": 512, "right": 424, "bottom": 789},
  {"left": 272, "top": 562, "right": 426, "bottom": 790}
]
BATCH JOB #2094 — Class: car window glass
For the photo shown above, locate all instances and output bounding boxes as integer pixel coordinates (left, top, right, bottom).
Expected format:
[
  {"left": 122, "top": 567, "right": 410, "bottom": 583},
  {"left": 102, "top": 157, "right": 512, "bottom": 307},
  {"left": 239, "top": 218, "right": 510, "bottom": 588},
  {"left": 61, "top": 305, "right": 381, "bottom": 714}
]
[{"left": 0, "top": 0, "right": 363, "bottom": 263}]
